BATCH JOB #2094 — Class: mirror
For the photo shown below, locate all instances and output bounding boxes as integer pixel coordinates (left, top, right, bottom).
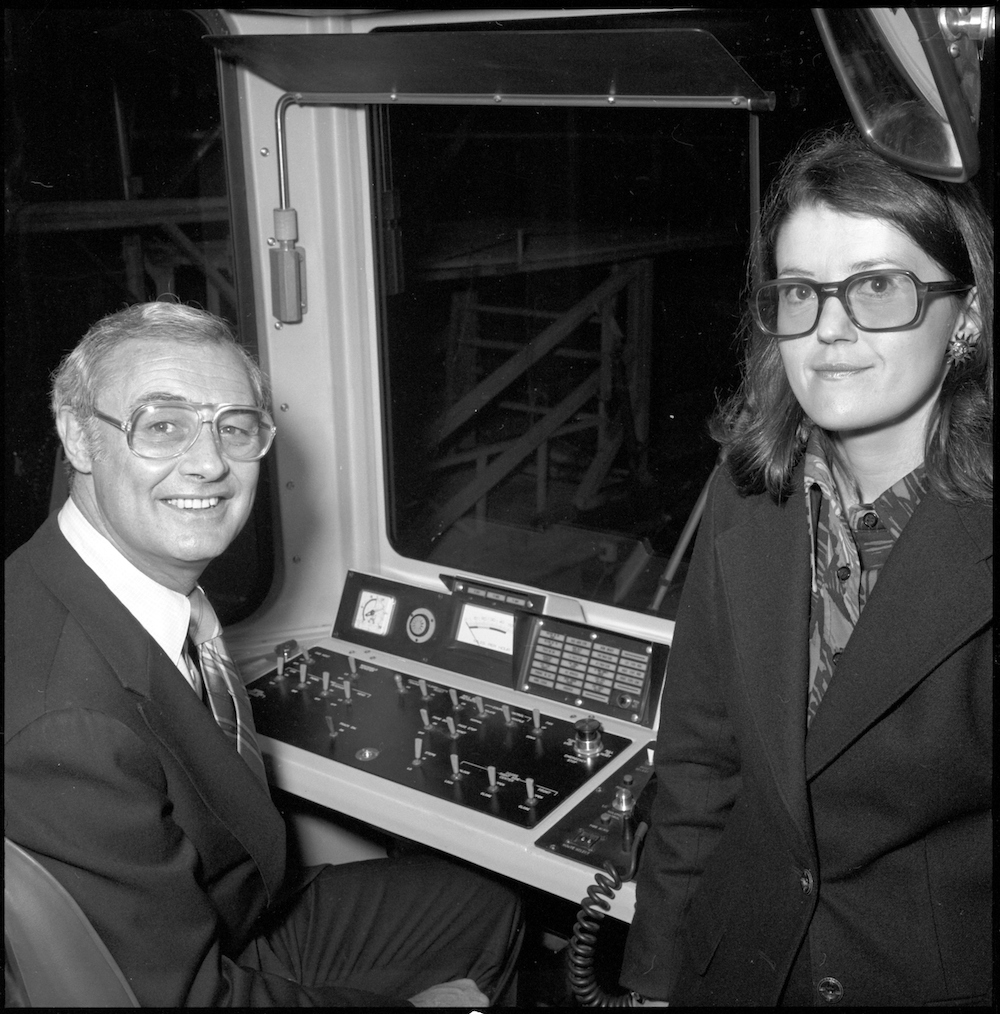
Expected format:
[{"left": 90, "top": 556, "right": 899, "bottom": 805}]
[{"left": 814, "top": 7, "right": 991, "bottom": 182}]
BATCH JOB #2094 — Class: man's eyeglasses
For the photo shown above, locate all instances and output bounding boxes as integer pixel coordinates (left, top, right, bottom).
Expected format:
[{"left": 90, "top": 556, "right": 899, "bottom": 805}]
[
  {"left": 93, "top": 403, "right": 276, "bottom": 461},
  {"left": 751, "top": 269, "right": 971, "bottom": 339}
]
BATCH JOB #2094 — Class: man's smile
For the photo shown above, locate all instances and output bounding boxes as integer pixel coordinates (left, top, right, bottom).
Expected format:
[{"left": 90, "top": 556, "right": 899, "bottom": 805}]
[{"left": 164, "top": 496, "right": 222, "bottom": 510}]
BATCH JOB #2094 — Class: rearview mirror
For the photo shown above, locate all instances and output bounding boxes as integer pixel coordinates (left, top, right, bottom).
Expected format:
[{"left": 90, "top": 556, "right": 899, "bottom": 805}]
[{"left": 814, "top": 7, "right": 993, "bottom": 182}]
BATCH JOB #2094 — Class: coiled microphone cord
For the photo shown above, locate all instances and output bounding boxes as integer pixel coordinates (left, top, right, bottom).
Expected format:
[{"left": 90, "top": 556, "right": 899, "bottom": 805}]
[{"left": 566, "top": 821, "right": 648, "bottom": 1007}]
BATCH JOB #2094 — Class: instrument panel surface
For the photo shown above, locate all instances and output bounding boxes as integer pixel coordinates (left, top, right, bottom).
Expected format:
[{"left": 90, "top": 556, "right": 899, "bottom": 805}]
[{"left": 249, "top": 645, "right": 632, "bottom": 829}]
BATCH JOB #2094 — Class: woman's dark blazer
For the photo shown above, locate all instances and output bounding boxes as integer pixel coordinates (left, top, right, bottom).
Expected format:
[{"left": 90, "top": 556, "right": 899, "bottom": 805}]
[{"left": 620, "top": 465, "right": 992, "bottom": 1007}]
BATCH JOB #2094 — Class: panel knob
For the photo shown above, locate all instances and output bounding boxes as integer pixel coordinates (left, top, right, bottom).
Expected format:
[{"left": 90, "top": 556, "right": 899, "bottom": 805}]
[{"left": 573, "top": 717, "right": 603, "bottom": 758}]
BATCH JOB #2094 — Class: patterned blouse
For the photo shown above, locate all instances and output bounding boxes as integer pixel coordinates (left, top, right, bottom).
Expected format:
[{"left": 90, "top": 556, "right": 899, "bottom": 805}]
[{"left": 803, "top": 433, "right": 927, "bottom": 726}]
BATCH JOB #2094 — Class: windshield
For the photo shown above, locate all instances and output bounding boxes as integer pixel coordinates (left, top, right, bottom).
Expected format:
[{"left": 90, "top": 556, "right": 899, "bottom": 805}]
[{"left": 373, "top": 103, "right": 750, "bottom": 617}]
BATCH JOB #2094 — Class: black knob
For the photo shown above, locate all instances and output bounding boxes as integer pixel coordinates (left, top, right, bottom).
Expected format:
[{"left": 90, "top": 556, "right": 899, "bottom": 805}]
[{"left": 573, "top": 717, "right": 603, "bottom": 758}]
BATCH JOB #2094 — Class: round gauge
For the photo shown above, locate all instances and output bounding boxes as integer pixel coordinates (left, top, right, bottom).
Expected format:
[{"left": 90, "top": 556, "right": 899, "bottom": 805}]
[
  {"left": 353, "top": 591, "right": 396, "bottom": 636},
  {"left": 406, "top": 607, "right": 436, "bottom": 643}
]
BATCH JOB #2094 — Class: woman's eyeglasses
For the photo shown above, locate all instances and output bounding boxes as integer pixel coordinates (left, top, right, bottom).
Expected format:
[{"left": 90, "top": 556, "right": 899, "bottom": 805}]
[{"left": 751, "top": 269, "right": 971, "bottom": 339}]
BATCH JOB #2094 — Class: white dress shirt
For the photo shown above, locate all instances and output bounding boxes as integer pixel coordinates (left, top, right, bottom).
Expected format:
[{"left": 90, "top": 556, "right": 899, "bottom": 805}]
[{"left": 57, "top": 496, "right": 199, "bottom": 694}]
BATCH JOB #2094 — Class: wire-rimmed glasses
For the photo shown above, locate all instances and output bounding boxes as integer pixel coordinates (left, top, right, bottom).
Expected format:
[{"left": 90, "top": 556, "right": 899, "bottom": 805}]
[
  {"left": 93, "top": 402, "right": 276, "bottom": 461},
  {"left": 751, "top": 269, "right": 971, "bottom": 339}
]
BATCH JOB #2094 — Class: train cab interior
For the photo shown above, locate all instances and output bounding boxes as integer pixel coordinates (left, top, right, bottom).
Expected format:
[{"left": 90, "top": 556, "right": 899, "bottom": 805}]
[{"left": 5, "top": 6, "right": 993, "bottom": 1006}]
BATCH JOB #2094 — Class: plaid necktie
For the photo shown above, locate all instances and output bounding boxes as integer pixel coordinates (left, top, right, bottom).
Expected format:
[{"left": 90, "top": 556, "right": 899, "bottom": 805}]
[{"left": 188, "top": 587, "right": 268, "bottom": 787}]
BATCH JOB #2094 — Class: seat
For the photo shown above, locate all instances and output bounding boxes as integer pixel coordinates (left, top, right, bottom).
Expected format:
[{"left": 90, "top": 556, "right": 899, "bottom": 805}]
[{"left": 4, "top": 838, "right": 140, "bottom": 1007}]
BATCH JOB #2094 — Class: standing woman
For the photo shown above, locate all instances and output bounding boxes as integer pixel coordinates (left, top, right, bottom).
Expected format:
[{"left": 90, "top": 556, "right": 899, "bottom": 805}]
[{"left": 621, "top": 127, "right": 992, "bottom": 1007}]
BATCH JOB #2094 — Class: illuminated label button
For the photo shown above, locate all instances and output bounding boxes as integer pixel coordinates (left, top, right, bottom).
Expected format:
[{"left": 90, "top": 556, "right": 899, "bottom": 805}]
[
  {"left": 536, "top": 645, "right": 562, "bottom": 659},
  {"left": 557, "top": 676, "right": 584, "bottom": 690},
  {"left": 566, "top": 636, "right": 592, "bottom": 648},
  {"left": 590, "top": 659, "right": 618, "bottom": 673},
  {"left": 583, "top": 690, "right": 610, "bottom": 702},
  {"left": 586, "top": 673, "right": 614, "bottom": 688},
  {"left": 615, "top": 674, "right": 645, "bottom": 689},
  {"left": 622, "top": 649, "right": 649, "bottom": 661},
  {"left": 529, "top": 675, "right": 555, "bottom": 688},
  {"left": 560, "top": 661, "right": 587, "bottom": 674},
  {"left": 564, "top": 645, "right": 591, "bottom": 659},
  {"left": 619, "top": 656, "right": 648, "bottom": 670},
  {"left": 594, "top": 643, "right": 620, "bottom": 656}
]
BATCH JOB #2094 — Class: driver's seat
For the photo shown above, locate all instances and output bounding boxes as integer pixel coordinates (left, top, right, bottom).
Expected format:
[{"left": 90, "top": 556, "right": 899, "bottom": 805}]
[{"left": 4, "top": 838, "right": 140, "bottom": 1007}]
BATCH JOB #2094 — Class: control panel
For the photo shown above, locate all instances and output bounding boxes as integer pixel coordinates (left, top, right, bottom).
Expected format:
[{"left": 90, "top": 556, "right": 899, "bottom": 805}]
[
  {"left": 536, "top": 744, "right": 657, "bottom": 877},
  {"left": 332, "top": 571, "right": 666, "bottom": 727},
  {"left": 249, "top": 645, "right": 632, "bottom": 828},
  {"left": 247, "top": 570, "right": 669, "bottom": 915}
]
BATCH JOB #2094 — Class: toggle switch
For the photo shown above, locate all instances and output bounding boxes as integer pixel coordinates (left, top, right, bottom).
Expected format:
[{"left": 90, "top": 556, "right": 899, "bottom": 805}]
[
  {"left": 525, "top": 777, "right": 537, "bottom": 806},
  {"left": 475, "top": 696, "right": 485, "bottom": 717},
  {"left": 420, "top": 707, "right": 432, "bottom": 730},
  {"left": 502, "top": 705, "right": 512, "bottom": 725},
  {"left": 449, "top": 688, "right": 460, "bottom": 709},
  {"left": 532, "top": 708, "right": 542, "bottom": 732},
  {"left": 324, "top": 715, "right": 337, "bottom": 739},
  {"left": 348, "top": 656, "right": 357, "bottom": 676},
  {"left": 276, "top": 656, "right": 285, "bottom": 678},
  {"left": 321, "top": 671, "right": 330, "bottom": 694},
  {"left": 394, "top": 672, "right": 405, "bottom": 693},
  {"left": 418, "top": 679, "right": 429, "bottom": 699},
  {"left": 446, "top": 717, "right": 457, "bottom": 738},
  {"left": 413, "top": 737, "right": 423, "bottom": 765},
  {"left": 487, "top": 765, "right": 498, "bottom": 793},
  {"left": 342, "top": 679, "right": 351, "bottom": 702},
  {"left": 299, "top": 662, "right": 307, "bottom": 683},
  {"left": 450, "top": 753, "right": 461, "bottom": 779}
]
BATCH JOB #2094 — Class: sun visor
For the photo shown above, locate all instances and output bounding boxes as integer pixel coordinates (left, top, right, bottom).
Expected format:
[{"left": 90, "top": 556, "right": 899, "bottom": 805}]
[{"left": 208, "top": 29, "right": 775, "bottom": 110}]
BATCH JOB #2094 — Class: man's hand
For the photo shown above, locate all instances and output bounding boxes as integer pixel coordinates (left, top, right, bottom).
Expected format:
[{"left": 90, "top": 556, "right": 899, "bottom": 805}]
[{"left": 408, "top": 977, "right": 489, "bottom": 1007}]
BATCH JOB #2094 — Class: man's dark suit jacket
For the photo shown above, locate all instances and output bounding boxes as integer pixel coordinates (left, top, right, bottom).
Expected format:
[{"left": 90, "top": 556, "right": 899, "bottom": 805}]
[
  {"left": 621, "top": 466, "right": 993, "bottom": 1007},
  {"left": 4, "top": 515, "right": 406, "bottom": 1006}
]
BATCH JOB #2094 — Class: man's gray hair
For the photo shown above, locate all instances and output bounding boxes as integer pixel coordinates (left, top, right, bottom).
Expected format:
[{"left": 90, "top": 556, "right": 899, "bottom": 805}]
[{"left": 51, "top": 301, "right": 271, "bottom": 423}]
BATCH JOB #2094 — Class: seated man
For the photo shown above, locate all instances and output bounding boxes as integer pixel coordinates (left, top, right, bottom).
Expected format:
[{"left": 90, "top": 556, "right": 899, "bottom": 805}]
[{"left": 4, "top": 301, "right": 523, "bottom": 1007}]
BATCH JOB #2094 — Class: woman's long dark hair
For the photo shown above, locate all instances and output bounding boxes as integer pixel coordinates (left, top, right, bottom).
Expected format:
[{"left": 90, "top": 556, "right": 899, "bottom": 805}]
[{"left": 713, "top": 126, "right": 993, "bottom": 504}]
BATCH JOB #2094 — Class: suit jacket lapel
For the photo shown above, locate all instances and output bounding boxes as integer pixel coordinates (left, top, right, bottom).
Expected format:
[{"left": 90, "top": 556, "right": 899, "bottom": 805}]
[
  {"left": 29, "top": 514, "right": 157, "bottom": 697},
  {"left": 138, "top": 678, "right": 284, "bottom": 902},
  {"left": 716, "top": 490, "right": 813, "bottom": 833},
  {"left": 805, "top": 494, "right": 993, "bottom": 778},
  {"left": 27, "top": 515, "right": 285, "bottom": 900}
]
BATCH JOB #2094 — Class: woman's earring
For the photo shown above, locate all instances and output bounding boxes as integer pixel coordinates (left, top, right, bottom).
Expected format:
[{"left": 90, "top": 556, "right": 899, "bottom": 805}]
[{"left": 946, "top": 330, "right": 979, "bottom": 366}]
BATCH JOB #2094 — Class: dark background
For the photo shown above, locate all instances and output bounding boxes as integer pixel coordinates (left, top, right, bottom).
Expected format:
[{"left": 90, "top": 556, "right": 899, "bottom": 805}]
[{"left": 5, "top": 8, "right": 991, "bottom": 563}]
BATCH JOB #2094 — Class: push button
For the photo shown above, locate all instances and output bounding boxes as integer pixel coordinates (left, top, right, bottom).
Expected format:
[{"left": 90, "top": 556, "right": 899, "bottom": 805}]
[
  {"left": 799, "top": 869, "right": 814, "bottom": 894},
  {"left": 836, "top": 565, "right": 851, "bottom": 581},
  {"left": 861, "top": 511, "right": 879, "bottom": 529},
  {"left": 817, "top": 977, "right": 844, "bottom": 1003}
]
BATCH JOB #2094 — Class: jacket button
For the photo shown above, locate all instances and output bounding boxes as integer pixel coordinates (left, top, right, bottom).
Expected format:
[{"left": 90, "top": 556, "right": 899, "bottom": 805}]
[
  {"left": 817, "top": 977, "right": 844, "bottom": 1003},
  {"left": 799, "top": 869, "right": 814, "bottom": 894}
]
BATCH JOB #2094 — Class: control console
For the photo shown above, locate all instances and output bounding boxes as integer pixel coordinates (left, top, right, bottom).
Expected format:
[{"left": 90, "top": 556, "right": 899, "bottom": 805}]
[
  {"left": 249, "top": 645, "right": 632, "bottom": 828},
  {"left": 246, "top": 570, "right": 669, "bottom": 912}
]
